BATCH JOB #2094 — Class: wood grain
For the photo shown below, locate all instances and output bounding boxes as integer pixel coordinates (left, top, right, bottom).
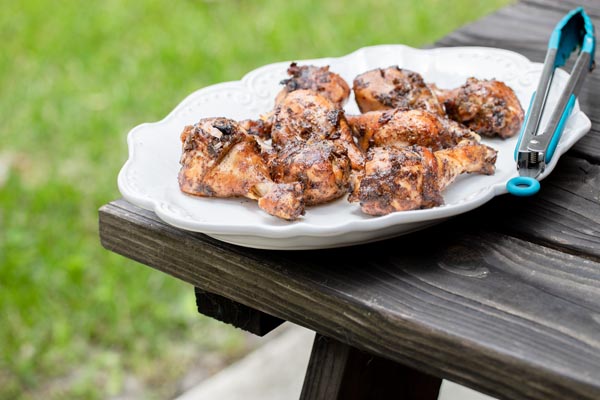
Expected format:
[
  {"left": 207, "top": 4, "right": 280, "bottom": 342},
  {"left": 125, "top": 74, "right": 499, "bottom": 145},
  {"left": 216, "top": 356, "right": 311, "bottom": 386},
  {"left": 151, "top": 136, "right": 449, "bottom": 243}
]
[
  {"left": 434, "top": 0, "right": 600, "bottom": 163},
  {"left": 432, "top": 1, "right": 600, "bottom": 261},
  {"left": 300, "top": 334, "right": 441, "bottom": 400},
  {"left": 465, "top": 156, "right": 600, "bottom": 261},
  {"left": 524, "top": 0, "right": 600, "bottom": 16},
  {"left": 99, "top": 199, "right": 600, "bottom": 400}
]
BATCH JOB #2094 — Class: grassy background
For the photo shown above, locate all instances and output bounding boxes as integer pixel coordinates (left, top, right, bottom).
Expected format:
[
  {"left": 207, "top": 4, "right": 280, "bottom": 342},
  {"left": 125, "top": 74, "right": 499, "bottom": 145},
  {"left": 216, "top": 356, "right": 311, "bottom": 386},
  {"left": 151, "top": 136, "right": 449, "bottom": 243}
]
[{"left": 0, "top": 0, "right": 511, "bottom": 398}]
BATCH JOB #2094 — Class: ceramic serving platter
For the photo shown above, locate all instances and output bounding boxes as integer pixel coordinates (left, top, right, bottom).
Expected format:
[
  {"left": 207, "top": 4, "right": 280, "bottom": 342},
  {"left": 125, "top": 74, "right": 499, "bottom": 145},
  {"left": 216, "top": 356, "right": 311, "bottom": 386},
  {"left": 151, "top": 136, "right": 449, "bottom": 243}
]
[{"left": 117, "top": 45, "right": 591, "bottom": 250}]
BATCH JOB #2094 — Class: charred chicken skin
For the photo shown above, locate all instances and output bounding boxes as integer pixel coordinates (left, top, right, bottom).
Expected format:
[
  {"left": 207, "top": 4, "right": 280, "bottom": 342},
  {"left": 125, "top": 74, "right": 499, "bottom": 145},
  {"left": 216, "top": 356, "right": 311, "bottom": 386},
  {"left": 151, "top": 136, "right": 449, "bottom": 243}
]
[
  {"left": 275, "top": 63, "right": 351, "bottom": 107},
  {"left": 355, "top": 143, "right": 497, "bottom": 216},
  {"left": 267, "top": 90, "right": 365, "bottom": 205},
  {"left": 353, "top": 66, "right": 445, "bottom": 115},
  {"left": 347, "top": 108, "right": 480, "bottom": 152},
  {"left": 269, "top": 140, "right": 351, "bottom": 205},
  {"left": 178, "top": 64, "right": 503, "bottom": 220},
  {"left": 243, "top": 63, "right": 353, "bottom": 141},
  {"left": 271, "top": 89, "right": 364, "bottom": 170},
  {"left": 434, "top": 77, "right": 524, "bottom": 139},
  {"left": 271, "top": 89, "right": 342, "bottom": 145},
  {"left": 239, "top": 118, "right": 271, "bottom": 140},
  {"left": 178, "top": 117, "right": 305, "bottom": 220}
]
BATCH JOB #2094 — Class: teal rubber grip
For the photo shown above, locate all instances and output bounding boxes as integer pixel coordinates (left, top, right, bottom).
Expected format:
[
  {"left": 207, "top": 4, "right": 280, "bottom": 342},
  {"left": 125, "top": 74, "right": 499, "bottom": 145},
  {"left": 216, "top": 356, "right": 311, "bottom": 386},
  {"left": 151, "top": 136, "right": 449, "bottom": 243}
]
[
  {"left": 514, "top": 92, "right": 536, "bottom": 161},
  {"left": 507, "top": 176, "right": 541, "bottom": 196},
  {"left": 546, "top": 93, "right": 576, "bottom": 163},
  {"left": 549, "top": 7, "right": 595, "bottom": 69}
]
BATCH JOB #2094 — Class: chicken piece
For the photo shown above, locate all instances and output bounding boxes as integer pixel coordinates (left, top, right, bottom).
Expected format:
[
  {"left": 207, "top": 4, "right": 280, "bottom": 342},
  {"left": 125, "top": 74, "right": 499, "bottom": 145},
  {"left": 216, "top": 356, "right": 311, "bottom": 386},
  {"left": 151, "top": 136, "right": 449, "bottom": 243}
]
[
  {"left": 271, "top": 89, "right": 339, "bottom": 145},
  {"left": 268, "top": 90, "right": 364, "bottom": 205},
  {"left": 269, "top": 140, "right": 351, "bottom": 205},
  {"left": 434, "top": 77, "right": 524, "bottom": 139},
  {"left": 271, "top": 89, "right": 364, "bottom": 170},
  {"left": 239, "top": 118, "right": 271, "bottom": 139},
  {"left": 244, "top": 63, "right": 351, "bottom": 143},
  {"left": 347, "top": 108, "right": 480, "bottom": 152},
  {"left": 355, "top": 143, "right": 497, "bottom": 216},
  {"left": 275, "top": 63, "right": 351, "bottom": 107},
  {"left": 178, "top": 117, "right": 305, "bottom": 220},
  {"left": 353, "top": 66, "right": 445, "bottom": 115},
  {"left": 434, "top": 142, "right": 496, "bottom": 190}
]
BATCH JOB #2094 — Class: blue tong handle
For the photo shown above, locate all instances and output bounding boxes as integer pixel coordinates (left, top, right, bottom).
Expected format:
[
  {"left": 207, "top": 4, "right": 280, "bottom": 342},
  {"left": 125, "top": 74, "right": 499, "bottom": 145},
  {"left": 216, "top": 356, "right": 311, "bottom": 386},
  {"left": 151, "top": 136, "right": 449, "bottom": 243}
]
[
  {"left": 550, "top": 7, "right": 596, "bottom": 69},
  {"left": 507, "top": 7, "right": 595, "bottom": 196}
]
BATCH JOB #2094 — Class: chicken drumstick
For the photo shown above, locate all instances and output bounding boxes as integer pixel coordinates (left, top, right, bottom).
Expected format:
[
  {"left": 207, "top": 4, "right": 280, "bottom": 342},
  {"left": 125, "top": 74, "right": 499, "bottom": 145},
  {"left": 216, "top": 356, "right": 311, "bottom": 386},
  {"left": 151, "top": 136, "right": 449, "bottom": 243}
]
[
  {"left": 347, "top": 108, "right": 480, "bottom": 152},
  {"left": 355, "top": 143, "right": 497, "bottom": 216}
]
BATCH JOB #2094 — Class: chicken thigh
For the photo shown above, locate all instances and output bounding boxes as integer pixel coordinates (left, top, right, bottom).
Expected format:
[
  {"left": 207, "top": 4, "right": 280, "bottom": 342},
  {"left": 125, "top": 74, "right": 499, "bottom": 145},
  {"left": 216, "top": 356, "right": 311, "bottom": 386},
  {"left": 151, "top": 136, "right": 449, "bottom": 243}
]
[
  {"left": 434, "top": 77, "right": 524, "bottom": 139},
  {"left": 353, "top": 66, "right": 445, "bottom": 115},
  {"left": 178, "top": 118, "right": 305, "bottom": 220},
  {"left": 275, "top": 63, "right": 351, "bottom": 107},
  {"left": 269, "top": 140, "right": 351, "bottom": 205},
  {"left": 243, "top": 63, "right": 352, "bottom": 140},
  {"left": 271, "top": 89, "right": 364, "bottom": 170}
]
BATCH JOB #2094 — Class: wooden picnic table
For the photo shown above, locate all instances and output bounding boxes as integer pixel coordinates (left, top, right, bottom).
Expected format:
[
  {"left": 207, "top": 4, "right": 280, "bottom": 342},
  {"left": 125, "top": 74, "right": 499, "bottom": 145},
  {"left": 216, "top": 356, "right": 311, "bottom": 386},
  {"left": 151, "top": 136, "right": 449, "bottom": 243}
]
[{"left": 99, "top": 1, "right": 600, "bottom": 399}]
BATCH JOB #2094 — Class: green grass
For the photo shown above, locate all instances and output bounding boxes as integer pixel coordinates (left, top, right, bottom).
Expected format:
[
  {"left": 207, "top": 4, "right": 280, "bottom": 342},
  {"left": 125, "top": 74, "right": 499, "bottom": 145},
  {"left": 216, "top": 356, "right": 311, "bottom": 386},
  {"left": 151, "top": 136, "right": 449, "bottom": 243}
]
[{"left": 0, "top": 0, "right": 511, "bottom": 398}]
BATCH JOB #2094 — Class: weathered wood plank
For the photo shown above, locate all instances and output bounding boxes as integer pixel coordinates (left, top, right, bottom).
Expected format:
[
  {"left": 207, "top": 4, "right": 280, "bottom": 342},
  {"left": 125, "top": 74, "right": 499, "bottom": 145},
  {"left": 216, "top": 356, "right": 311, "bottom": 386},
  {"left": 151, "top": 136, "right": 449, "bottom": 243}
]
[
  {"left": 99, "top": 199, "right": 600, "bottom": 400},
  {"left": 300, "top": 334, "right": 441, "bottom": 400},
  {"left": 465, "top": 156, "right": 600, "bottom": 261},
  {"left": 194, "top": 287, "right": 284, "bottom": 336},
  {"left": 523, "top": 0, "right": 600, "bottom": 16},
  {"left": 434, "top": 1, "right": 600, "bottom": 162},
  {"left": 431, "top": 2, "right": 600, "bottom": 260}
]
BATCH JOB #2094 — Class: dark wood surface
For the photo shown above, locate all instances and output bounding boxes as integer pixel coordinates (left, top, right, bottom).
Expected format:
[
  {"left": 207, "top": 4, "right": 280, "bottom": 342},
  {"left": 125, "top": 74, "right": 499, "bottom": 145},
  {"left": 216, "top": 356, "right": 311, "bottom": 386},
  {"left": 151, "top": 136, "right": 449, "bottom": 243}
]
[
  {"left": 194, "top": 288, "right": 284, "bottom": 336},
  {"left": 99, "top": 2, "right": 600, "bottom": 400},
  {"left": 99, "top": 199, "right": 600, "bottom": 400},
  {"left": 300, "top": 334, "right": 441, "bottom": 400},
  {"left": 436, "top": 0, "right": 600, "bottom": 163}
]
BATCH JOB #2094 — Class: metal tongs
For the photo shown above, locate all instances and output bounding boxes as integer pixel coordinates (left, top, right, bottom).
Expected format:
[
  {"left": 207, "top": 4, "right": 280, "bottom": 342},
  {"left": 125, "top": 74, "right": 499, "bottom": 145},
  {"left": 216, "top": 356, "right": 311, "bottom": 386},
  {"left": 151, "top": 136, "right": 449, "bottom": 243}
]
[{"left": 507, "top": 7, "right": 595, "bottom": 196}]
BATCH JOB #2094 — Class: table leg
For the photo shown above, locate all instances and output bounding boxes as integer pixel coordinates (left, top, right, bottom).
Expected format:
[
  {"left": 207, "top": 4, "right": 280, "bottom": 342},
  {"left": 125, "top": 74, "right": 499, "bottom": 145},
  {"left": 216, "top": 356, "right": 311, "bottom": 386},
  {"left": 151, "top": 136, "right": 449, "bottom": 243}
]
[
  {"left": 300, "top": 333, "right": 441, "bottom": 400},
  {"left": 194, "top": 287, "right": 284, "bottom": 336}
]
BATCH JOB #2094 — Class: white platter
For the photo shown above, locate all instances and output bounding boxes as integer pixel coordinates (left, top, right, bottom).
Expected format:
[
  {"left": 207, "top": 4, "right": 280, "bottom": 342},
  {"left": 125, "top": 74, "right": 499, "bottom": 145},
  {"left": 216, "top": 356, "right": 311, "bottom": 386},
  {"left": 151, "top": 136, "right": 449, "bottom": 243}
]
[{"left": 118, "top": 45, "right": 591, "bottom": 250}]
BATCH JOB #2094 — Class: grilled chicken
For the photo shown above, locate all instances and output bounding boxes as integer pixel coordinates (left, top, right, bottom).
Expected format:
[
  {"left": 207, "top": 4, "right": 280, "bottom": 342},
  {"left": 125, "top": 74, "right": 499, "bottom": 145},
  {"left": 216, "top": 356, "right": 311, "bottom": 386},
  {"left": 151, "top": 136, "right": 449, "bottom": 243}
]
[
  {"left": 240, "top": 63, "right": 351, "bottom": 142},
  {"left": 271, "top": 89, "right": 364, "bottom": 170},
  {"left": 178, "top": 118, "right": 305, "bottom": 220},
  {"left": 353, "top": 66, "right": 445, "bottom": 115},
  {"left": 354, "top": 143, "right": 497, "bottom": 216},
  {"left": 178, "top": 65, "right": 503, "bottom": 220},
  {"left": 433, "top": 77, "right": 524, "bottom": 139},
  {"left": 353, "top": 67, "right": 523, "bottom": 139},
  {"left": 239, "top": 118, "right": 271, "bottom": 139},
  {"left": 267, "top": 90, "right": 365, "bottom": 204},
  {"left": 275, "top": 63, "right": 351, "bottom": 107},
  {"left": 269, "top": 140, "right": 351, "bottom": 205},
  {"left": 347, "top": 108, "right": 480, "bottom": 152}
]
